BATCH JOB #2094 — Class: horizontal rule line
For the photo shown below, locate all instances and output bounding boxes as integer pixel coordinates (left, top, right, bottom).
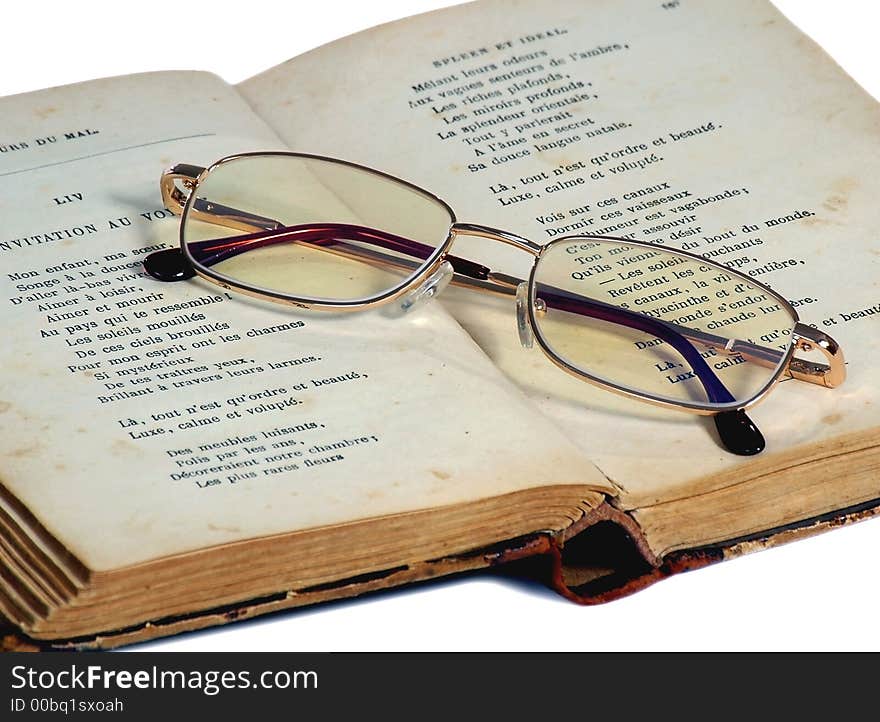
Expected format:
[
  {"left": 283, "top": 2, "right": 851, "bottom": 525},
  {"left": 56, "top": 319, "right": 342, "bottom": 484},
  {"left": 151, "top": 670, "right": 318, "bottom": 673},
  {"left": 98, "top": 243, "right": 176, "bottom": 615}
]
[{"left": 0, "top": 133, "right": 217, "bottom": 178}]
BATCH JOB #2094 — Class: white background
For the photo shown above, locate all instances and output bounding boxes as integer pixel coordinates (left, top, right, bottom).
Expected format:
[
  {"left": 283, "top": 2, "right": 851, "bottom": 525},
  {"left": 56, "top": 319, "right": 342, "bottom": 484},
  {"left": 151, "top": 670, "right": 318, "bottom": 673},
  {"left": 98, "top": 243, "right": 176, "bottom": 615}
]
[{"left": 2, "top": 1, "right": 877, "bottom": 651}]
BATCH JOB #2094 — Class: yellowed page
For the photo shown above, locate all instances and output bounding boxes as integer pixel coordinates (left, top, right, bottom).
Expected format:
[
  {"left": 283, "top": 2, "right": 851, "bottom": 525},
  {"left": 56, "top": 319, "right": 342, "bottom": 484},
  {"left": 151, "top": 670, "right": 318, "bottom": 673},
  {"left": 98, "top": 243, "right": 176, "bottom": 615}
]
[
  {"left": 240, "top": 0, "right": 880, "bottom": 510},
  {"left": 0, "top": 71, "right": 612, "bottom": 573}
]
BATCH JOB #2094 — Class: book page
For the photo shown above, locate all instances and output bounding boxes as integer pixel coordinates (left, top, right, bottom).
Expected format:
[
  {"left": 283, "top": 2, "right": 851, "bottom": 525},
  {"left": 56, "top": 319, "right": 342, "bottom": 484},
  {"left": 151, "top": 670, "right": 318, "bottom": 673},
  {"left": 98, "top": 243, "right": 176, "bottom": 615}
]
[
  {"left": 0, "top": 72, "right": 612, "bottom": 572},
  {"left": 240, "top": 0, "right": 880, "bottom": 509}
]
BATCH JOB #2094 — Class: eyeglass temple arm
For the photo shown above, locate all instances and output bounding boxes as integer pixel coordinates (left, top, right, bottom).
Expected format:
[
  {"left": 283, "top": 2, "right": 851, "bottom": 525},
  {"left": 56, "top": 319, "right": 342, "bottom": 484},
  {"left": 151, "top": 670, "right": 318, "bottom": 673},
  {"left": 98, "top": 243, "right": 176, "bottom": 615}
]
[
  {"left": 183, "top": 218, "right": 841, "bottom": 389},
  {"left": 187, "top": 222, "right": 748, "bottom": 404},
  {"left": 186, "top": 223, "right": 744, "bottom": 404}
]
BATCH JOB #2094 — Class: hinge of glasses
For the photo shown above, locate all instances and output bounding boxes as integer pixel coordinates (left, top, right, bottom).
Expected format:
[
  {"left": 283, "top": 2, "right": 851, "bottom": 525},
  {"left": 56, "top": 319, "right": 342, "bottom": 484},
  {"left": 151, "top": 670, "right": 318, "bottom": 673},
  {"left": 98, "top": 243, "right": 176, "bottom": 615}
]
[
  {"left": 788, "top": 323, "right": 846, "bottom": 388},
  {"left": 159, "top": 164, "right": 206, "bottom": 216}
]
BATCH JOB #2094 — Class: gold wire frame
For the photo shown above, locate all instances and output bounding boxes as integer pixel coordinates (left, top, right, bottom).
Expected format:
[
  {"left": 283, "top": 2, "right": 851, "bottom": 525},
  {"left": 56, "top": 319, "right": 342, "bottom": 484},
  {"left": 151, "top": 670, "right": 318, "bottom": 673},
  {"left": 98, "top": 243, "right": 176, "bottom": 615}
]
[{"left": 159, "top": 151, "right": 846, "bottom": 417}]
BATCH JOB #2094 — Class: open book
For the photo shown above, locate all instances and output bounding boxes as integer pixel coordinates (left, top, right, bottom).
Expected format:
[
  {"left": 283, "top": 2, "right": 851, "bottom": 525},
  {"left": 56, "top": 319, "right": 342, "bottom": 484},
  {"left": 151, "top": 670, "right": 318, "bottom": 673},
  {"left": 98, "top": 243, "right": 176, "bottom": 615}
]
[{"left": 1, "top": 0, "right": 877, "bottom": 649}]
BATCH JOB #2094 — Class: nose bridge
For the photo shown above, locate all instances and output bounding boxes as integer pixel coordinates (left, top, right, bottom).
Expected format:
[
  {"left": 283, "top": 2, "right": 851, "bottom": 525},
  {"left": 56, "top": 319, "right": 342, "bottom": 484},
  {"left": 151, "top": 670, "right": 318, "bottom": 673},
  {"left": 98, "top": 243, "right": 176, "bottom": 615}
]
[{"left": 450, "top": 222, "right": 543, "bottom": 256}]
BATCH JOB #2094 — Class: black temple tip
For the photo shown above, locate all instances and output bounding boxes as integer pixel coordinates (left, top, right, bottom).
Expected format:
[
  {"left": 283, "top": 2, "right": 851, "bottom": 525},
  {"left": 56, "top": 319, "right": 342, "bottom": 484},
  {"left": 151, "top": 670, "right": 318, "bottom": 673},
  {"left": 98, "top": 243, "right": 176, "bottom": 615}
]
[
  {"left": 714, "top": 410, "right": 765, "bottom": 456},
  {"left": 143, "top": 248, "right": 196, "bottom": 282}
]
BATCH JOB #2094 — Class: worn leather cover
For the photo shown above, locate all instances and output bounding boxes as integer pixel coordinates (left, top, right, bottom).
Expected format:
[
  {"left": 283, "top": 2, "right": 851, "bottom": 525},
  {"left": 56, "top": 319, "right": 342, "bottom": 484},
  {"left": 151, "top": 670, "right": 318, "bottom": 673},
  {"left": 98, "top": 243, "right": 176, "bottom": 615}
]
[{"left": 3, "top": 496, "right": 879, "bottom": 651}]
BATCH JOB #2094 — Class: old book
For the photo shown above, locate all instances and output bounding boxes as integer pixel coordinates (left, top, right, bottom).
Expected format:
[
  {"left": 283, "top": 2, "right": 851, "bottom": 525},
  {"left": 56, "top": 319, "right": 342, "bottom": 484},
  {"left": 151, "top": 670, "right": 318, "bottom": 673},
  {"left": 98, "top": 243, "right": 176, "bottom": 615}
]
[{"left": 0, "top": 0, "right": 877, "bottom": 649}]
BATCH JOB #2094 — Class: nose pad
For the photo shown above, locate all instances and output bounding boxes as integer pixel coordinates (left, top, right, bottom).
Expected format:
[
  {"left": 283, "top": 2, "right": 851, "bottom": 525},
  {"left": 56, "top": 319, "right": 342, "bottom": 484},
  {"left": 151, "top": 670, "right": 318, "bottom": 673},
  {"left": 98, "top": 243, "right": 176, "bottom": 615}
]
[
  {"left": 515, "top": 282, "right": 534, "bottom": 348},
  {"left": 400, "top": 260, "right": 454, "bottom": 314}
]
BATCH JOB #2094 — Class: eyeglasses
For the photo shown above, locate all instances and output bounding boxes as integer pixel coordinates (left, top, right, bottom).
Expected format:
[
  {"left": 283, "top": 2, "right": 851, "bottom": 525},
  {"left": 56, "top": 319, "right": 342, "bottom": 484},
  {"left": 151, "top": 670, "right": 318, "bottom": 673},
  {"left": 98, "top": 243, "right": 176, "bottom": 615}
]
[{"left": 144, "top": 151, "right": 845, "bottom": 456}]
